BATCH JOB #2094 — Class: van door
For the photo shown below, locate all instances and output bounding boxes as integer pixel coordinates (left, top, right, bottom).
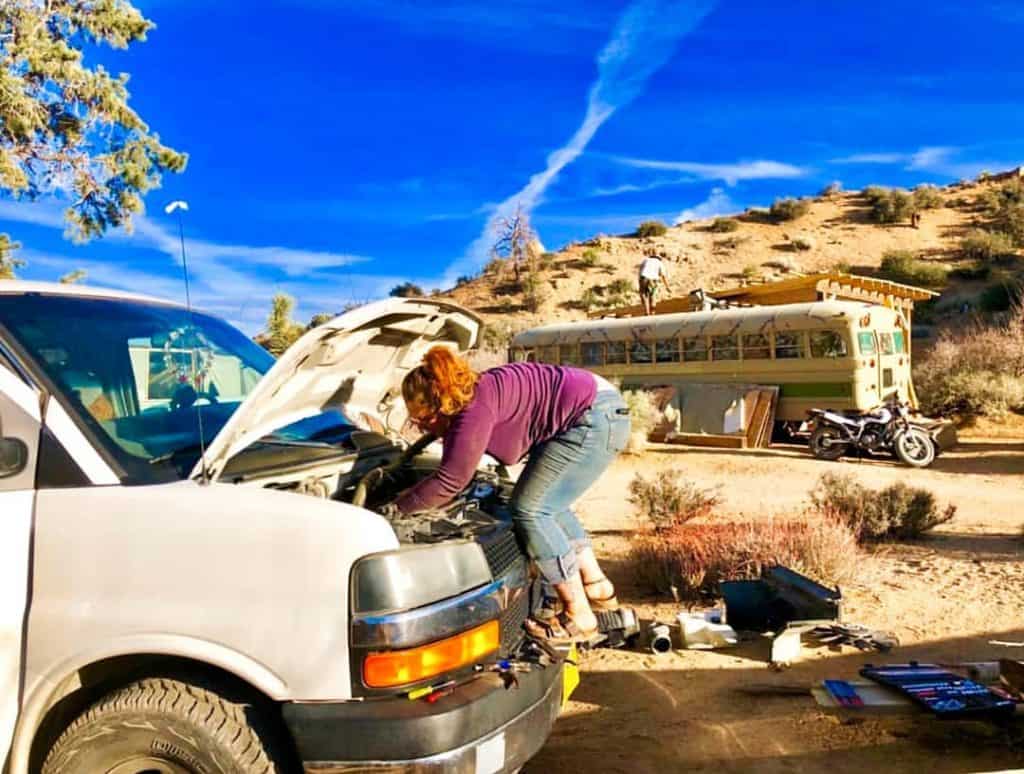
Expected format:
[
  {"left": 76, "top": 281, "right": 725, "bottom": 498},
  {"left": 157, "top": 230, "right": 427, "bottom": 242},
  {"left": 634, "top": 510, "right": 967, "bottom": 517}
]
[{"left": 0, "top": 364, "right": 40, "bottom": 764}]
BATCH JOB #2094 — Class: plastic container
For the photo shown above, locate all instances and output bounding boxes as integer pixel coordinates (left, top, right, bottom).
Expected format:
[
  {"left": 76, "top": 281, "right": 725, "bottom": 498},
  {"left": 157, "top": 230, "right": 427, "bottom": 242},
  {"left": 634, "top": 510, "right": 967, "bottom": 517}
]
[{"left": 678, "top": 612, "right": 738, "bottom": 649}]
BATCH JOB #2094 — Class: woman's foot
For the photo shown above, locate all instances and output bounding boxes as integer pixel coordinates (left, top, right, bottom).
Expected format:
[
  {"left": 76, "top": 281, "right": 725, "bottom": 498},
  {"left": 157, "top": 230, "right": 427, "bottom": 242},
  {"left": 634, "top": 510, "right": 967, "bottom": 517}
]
[
  {"left": 525, "top": 612, "right": 603, "bottom": 646},
  {"left": 582, "top": 576, "right": 619, "bottom": 611}
]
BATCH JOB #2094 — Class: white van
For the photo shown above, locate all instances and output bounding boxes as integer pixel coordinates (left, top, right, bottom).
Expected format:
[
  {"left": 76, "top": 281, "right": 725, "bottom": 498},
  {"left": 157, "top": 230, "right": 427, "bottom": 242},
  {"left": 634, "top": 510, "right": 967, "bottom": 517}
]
[{"left": 0, "top": 282, "right": 566, "bottom": 774}]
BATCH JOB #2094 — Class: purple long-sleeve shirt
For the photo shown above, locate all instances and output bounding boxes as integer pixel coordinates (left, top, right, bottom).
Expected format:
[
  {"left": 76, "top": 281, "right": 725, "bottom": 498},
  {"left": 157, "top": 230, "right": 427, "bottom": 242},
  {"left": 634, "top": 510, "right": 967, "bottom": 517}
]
[{"left": 395, "top": 363, "right": 598, "bottom": 514}]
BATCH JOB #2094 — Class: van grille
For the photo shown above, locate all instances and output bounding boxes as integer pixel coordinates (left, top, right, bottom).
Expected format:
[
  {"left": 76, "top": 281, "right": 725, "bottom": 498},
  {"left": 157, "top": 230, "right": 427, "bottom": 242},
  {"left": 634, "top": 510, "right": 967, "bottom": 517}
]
[
  {"left": 500, "top": 588, "right": 530, "bottom": 654},
  {"left": 480, "top": 528, "right": 521, "bottom": 579}
]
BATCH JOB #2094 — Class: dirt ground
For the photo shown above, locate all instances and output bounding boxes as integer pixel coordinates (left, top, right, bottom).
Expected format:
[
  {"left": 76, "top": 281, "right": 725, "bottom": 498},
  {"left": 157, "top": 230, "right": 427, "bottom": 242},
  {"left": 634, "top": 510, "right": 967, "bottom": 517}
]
[{"left": 525, "top": 432, "right": 1024, "bottom": 773}]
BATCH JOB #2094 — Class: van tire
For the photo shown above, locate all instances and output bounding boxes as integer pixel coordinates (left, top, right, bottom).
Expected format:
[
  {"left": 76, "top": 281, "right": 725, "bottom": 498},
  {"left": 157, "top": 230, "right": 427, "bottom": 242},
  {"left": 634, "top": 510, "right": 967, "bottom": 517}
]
[{"left": 41, "top": 676, "right": 292, "bottom": 774}]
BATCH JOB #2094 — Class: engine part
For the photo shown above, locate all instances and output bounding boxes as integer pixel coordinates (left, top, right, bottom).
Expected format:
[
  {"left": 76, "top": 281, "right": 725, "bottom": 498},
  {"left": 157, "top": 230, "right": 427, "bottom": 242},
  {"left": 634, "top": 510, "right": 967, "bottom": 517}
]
[{"left": 647, "top": 623, "right": 673, "bottom": 654}]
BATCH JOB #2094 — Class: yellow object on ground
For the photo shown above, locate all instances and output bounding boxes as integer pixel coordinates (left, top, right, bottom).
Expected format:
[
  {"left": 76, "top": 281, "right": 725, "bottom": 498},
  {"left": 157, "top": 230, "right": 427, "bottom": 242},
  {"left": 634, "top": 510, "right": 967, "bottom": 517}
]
[{"left": 562, "top": 644, "right": 580, "bottom": 708}]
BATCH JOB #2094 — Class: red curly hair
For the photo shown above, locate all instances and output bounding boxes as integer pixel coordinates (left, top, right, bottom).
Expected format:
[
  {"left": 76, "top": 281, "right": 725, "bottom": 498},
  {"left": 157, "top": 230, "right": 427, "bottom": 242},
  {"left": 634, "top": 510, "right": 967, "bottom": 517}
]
[{"left": 402, "top": 346, "right": 479, "bottom": 416}]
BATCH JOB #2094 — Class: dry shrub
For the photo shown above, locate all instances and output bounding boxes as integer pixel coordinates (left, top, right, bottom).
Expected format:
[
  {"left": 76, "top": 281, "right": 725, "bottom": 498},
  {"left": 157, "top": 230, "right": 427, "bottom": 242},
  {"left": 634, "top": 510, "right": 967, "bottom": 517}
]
[
  {"left": 914, "top": 305, "right": 1024, "bottom": 417},
  {"left": 628, "top": 471, "right": 720, "bottom": 528},
  {"left": 769, "top": 197, "right": 810, "bottom": 222},
  {"left": 636, "top": 220, "right": 668, "bottom": 238},
  {"left": 621, "top": 389, "right": 659, "bottom": 435},
  {"left": 810, "top": 473, "right": 956, "bottom": 542},
  {"left": 630, "top": 519, "right": 860, "bottom": 598},
  {"left": 960, "top": 229, "right": 1016, "bottom": 263},
  {"left": 708, "top": 217, "right": 740, "bottom": 233},
  {"left": 878, "top": 249, "right": 948, "bottom": 287}
]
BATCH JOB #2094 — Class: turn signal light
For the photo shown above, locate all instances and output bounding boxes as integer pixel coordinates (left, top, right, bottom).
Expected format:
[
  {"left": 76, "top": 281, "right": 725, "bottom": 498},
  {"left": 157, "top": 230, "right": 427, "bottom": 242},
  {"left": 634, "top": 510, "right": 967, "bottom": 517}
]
[{"left": 363, "top": 620, "right": 500, "bottom": 688}]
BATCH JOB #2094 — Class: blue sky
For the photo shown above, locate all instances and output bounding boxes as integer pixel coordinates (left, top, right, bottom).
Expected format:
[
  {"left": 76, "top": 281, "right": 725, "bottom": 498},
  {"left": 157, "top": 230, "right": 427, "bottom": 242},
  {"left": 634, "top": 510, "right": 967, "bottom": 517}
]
[{"left": 4, "top": 0, "right": 1024, "bottom": 332}]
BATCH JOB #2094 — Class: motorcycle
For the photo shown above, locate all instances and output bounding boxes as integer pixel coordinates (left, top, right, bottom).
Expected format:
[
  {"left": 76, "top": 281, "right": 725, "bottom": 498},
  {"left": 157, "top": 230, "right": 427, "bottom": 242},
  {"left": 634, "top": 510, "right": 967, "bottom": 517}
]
[{"left": 805, "top": 399, "right": 936, "bottom": 468}]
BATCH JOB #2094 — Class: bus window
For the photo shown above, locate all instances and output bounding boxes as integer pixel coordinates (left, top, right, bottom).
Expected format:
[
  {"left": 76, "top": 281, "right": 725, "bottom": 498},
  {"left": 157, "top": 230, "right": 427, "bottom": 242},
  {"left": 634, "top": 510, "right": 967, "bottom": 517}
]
[
  {"left": 878, "top": 333, "right": 895, "bottom": 355},
  {"left": 857, "top": 332, "right": 877, "bottom": 355},
  {"left": 655, "top": 338, "right": 680, "bottom": 363},
  {"left": 525, "top": 349, "right": 536, "bottom": 362},
  {"left": 810, "top": 330, "right": 848, "bottom": 358},
  {"left": 741, "top": 333, "right": 770, "bottom": 360},
  {"left": 581, "top": 342, "right": 605, "bottom": 366},
  {"left": 893, "top": 330, "right": 906, "bottom": 353},
  {"left": 630, "top": 340, "right": 653, "bottom": 364},
  {"left": 683, "top": 337, "right": 708, "bottom": 362},
  {"left": 607, "top": 342, "right": 627, "bottom": 365},
  {"left": 774, "top": 331, "right": 804, "bottom": 359},
  {"left": 509, "top": 347, "right": 528, "bottom": 363},
  {"left": 560, "top": 344, "right": 579, "bottom": 365},
  {"left": 711, "top": 335, "right": 738, "bottom": 361},
  {"left": 538, "top": 345, "right": 559, "bottom": 363}
]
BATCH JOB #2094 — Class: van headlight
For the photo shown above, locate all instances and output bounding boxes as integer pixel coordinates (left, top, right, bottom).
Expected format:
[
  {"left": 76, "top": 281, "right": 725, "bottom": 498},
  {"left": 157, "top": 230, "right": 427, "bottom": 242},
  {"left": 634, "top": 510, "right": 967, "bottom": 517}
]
[{"left": 351, "top": 542, "right": 491, "bottom": 616}]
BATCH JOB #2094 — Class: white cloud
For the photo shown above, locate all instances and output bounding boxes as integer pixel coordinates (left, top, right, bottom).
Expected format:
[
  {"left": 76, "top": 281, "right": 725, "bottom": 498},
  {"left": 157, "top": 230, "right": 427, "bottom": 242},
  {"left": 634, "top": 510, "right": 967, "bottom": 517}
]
[
  {"left": 449, "top": 0, "right": 717, "bottom": 284},
  {"left": 828, "top": 145, "right": 1007, "bottom": 180},
  {"left": 611, "top": 157, "right": 807, "bottom": 186},
  {"left": 674, "top": 187, "right": 737, "bottom": 224},
  {"left": 829, "top": 152, "right": 908, "bottom": 165}
]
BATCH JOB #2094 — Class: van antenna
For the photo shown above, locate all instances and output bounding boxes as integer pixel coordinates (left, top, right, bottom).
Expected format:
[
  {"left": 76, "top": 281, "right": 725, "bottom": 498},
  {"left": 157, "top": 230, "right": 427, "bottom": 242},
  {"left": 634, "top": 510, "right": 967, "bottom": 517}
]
[{"left": 165, "top": 199, "right": 210, "bottom": 485}]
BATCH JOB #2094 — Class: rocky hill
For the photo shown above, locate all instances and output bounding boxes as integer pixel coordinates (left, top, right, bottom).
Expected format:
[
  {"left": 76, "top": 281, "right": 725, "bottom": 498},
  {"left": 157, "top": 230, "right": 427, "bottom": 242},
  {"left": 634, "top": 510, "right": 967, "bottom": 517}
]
[{"left": 441, "top": 172, "right": 1024, "bottom": 347}]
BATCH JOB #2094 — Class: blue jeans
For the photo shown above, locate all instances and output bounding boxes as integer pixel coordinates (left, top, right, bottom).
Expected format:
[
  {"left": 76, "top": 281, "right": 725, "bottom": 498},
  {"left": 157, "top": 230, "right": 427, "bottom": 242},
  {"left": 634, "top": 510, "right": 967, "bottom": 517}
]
[{"left": 510, "top": 390, "right": 631, "bottom": 584}]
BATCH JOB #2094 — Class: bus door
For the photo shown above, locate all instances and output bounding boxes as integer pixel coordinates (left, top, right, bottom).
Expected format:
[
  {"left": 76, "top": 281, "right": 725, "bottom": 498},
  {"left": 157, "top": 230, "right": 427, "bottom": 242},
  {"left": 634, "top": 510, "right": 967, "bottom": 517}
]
[
  {"left": 0, "top": 364, "right": 40, "bottom": 763},
  {"left": 855, "top": 330, "right": 880, "bottom": 408},
  {"left": 876, "top": 331, "right": 900, "bottom": 402}
]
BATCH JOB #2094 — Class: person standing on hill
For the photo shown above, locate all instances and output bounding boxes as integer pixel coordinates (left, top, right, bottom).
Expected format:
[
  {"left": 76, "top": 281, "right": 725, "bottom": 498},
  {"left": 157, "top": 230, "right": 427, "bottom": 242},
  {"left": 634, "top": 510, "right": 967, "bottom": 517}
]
[{"left": 638, "top": 253, "right": 671, "bottom": 315}]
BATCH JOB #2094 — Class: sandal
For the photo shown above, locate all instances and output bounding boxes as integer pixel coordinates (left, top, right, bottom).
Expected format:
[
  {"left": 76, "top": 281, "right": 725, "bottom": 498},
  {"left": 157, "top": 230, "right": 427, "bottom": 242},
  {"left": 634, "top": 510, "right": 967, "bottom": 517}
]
[
  {"left": 583, "top": 577, "right": 619, "bottom": 612},
  {"left": 525, "top": 611, "right": 604, "bottom": 647},
  {"left": 535, "top": 593, "right": 562, "bottom": 621}
]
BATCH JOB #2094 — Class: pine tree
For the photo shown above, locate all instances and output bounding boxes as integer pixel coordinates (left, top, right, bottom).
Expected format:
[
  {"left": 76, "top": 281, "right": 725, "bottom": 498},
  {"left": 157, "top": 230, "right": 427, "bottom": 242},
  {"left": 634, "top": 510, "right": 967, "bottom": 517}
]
[
  {"left": 0, "top": 0, "right": 187, "bottom": 247},
  {"left": 0, "top": 234, "right": 24, "bottom": 279}
]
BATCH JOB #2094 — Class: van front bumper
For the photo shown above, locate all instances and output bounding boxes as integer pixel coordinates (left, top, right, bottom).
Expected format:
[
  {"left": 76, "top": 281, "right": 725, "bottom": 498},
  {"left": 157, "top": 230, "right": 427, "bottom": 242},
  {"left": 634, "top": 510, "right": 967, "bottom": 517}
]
[{"left": 283, "top": 660, "right": 563, "bottom": 773}]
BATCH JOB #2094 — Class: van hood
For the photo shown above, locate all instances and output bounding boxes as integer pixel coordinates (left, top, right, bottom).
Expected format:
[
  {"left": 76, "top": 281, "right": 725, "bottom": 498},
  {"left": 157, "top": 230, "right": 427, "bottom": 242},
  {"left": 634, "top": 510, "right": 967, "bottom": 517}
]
[{"left": 193, "top": 298, "right": 482, "bottom": 482}]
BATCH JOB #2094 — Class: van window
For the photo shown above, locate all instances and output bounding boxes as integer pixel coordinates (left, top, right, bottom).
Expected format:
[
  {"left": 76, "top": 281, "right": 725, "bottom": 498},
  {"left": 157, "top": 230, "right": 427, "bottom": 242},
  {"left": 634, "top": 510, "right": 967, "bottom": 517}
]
[
  {"left": 810, "top": 331, "right": 849, "bottom": 358},
  {"left": 774, "top": 331, "right": 804, "bottom": 359},
  {"left": 741, "top": 333, "right": 770, "bottom": 360},
  {"left": 629, "top": 341, "right": 653, "bottom": 364},
  {"left": 893, "top": 331, "right": 906, "bottom": 353},
  {"left": 606, "top": 342, "right": 627, "bottom": 365},
  {"left": 581, "top": 342, "right": 605, "bottom": 366},
  {"left": 711, "top": 335, "right": 738, "bottom": 361},
  {"left": 878, "top": 333, "right": 895, "bottom": 355},
  {"left": 857, "top": 332, "right": 877, "bottom": 355},
  {"left": 683, "top": 337, "right": 708, "bottom": 362},
  {"left": 559, "top": 344, "right": 579, "bottom": 365},
  {"left": 538, "top": 345, "right": 559, "bottom": 363},
  {"left": 655, "top": 338, "right": 680, "bottom": 363}
]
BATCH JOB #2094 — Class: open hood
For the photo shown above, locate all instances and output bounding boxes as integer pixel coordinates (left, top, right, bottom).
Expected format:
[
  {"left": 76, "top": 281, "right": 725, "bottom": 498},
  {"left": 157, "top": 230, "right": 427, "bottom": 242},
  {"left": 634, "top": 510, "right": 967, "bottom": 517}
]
[{"left": 192, "top": 298, "right": 482, "bottom": 482}]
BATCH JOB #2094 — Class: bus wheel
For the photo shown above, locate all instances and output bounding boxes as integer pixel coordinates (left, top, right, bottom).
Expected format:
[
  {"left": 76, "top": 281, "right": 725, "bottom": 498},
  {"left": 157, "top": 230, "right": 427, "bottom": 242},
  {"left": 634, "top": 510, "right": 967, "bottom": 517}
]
[
  {"left": 809, "top": 426, "right": 848, "bottom": 461},
  {"left": 894, "top": 427, "right": 936, "bottom": 468}
]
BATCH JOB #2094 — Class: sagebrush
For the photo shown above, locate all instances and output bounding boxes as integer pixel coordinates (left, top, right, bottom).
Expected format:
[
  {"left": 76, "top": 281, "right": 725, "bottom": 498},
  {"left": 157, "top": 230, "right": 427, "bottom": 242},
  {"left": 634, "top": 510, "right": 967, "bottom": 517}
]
[
  {"left": 960, "top": 229, "right": 1016, "bottom": 263},
  {"left": 628, "top": 472, "right": 720, "bottom": 528},
  {"left": 636, "top": 220, "right": 668, "bottom": 238},
  {"left": 630, "top": 518, "right": 860, "bottom": 598},
  {"left": 810, "top": 473, "right": 956, "bottom": 542},
  {"left": 708, "top": 217, "right": 740, "bottom": 233},
  {"left": 878, "top": 249, "right": 948, "bottom": 287},
  {"left": 769, "top": 197, "right": 810, "bottom": 222}
]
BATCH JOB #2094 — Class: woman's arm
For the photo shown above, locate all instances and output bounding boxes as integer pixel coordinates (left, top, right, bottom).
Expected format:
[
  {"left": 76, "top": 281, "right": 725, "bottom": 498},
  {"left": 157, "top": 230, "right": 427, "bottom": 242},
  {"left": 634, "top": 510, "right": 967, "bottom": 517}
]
[{"left": 394, "top": 403, "right": 496, "bottom": 513}]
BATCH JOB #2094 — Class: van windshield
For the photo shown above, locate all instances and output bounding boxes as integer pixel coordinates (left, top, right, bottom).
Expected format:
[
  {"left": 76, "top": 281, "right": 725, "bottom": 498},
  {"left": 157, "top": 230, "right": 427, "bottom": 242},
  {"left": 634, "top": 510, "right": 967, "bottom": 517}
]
[{"left": 0, "top": 294, "right": 353, "bottom": 482}]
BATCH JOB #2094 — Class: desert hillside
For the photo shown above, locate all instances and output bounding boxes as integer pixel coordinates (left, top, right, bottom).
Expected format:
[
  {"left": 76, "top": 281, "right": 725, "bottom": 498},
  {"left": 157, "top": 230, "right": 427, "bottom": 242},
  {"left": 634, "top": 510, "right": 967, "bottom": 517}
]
[{"left": 442, "top": 173, "right": 1023, "bottom": 343}]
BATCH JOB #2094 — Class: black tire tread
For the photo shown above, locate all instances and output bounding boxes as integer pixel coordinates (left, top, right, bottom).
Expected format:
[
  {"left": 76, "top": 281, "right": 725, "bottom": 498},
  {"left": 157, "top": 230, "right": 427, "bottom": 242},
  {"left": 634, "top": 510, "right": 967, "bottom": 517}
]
[{"left": 42, "top": 676, "right": 282, "bottom": 774}]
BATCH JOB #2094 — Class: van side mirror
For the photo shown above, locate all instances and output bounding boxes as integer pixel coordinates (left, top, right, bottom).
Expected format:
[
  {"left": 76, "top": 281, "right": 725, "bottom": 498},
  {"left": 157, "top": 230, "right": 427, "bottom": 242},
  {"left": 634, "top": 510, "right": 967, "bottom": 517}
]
[{"left": 0, "top": 437, "right": 29, "bottom": 479}]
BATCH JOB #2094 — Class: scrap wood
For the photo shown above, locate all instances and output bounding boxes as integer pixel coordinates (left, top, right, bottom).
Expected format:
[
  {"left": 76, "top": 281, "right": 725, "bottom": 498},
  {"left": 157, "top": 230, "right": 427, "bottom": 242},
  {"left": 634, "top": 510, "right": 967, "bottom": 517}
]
[{"left": 990, "top": 640, "right": 1024, "bottom": 648}]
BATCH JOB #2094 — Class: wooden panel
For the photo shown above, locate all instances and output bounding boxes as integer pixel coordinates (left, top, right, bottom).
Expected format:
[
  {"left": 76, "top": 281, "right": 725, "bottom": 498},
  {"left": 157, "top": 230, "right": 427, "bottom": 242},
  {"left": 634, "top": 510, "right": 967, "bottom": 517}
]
[{"left": 670, "top": 433, "right": 747, "bottom": 449}]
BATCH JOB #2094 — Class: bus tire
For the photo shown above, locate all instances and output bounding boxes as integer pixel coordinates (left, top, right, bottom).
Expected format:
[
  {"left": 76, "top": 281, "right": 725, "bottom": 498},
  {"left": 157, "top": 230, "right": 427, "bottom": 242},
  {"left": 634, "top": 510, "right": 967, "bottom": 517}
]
[
  {"left": 893, "top": 427, "right": 936, "bottom": 468},
  {"left": 809, "top": 426, "right": 848, "bottom": 461},
  {"left": 41, "top": 676, "right": 293, "bottom": 774}
]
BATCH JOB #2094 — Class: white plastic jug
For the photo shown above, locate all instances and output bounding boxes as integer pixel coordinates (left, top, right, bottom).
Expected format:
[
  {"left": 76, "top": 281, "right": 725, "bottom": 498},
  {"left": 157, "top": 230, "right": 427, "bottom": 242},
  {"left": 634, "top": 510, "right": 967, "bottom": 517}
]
[{"left": 678, "top": 612, "right": 738, "bottom": 649}]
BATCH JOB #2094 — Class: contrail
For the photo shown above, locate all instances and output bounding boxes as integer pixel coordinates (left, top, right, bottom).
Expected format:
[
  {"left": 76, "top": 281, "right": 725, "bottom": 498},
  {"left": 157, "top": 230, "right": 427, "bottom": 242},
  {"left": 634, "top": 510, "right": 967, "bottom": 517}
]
[{"left": 448, "top": 0, "right": 717, "bottom": 283}]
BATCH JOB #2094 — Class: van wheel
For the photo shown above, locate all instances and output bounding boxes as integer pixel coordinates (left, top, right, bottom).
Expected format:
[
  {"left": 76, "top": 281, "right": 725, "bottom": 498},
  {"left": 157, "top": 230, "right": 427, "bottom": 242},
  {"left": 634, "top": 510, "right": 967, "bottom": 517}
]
[{"left": 42, "top": 677, "right": 291, "bottom": 774}]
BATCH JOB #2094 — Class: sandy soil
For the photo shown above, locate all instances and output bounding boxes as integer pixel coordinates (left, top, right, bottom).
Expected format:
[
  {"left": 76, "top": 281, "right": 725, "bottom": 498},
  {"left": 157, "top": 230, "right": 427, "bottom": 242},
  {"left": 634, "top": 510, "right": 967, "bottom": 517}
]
[{"left": 525, "top": 434, "right": 1024, "bottom": 774}]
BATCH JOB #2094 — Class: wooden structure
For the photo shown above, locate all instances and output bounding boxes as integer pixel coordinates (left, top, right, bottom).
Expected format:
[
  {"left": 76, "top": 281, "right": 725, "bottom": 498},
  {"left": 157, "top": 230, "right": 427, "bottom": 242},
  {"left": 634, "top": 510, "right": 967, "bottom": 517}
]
[{"left": 592, "top": 272, "right": 937, "bottom": 349}]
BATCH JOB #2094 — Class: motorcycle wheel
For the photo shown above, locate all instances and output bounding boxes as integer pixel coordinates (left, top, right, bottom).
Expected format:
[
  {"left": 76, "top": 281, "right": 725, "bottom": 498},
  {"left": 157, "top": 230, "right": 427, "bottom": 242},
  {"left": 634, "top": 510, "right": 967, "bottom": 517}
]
[
  {"left": 894, "top": 427, "right": 936, "bottom": 468},
  {"left": 809, "top": 425, "right": 848, "bottom": 461}
]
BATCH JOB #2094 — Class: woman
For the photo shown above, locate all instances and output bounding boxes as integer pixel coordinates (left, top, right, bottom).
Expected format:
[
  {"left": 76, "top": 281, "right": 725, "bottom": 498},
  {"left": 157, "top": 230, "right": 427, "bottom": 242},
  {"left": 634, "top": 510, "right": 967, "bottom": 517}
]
[{"left": 393, "top": 346, "right": 631, "bottom": 644}]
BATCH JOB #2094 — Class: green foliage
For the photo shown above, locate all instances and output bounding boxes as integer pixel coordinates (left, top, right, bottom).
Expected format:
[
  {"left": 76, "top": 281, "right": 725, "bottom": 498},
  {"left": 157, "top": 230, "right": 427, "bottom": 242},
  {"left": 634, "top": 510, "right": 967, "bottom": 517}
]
[
  {"left": 769, "top": 197, "right": 810, "bottom": 222},
  {"left": 389, "top": 281, "right": 424, "bottom": 298},
  {"left": 810, "top": 473, "right": 956, "bottom": 542},
  {"left": 960, "top": 229, "right": 1017, "bottom": 263},
  {"left": 483, "top": 257, "right": 506, "bottom": 275},
  {"left": 520, "top": 272, "right": 545, "bottom": 312},
  {"left": 714, "top": 235, "right": 748, "bottom": 251},
  {"left": 629, "top": 518, "right": 860, "bottom": 598},
  {"left": 455, "top": 275, "right": 474, "bottom": 286},
  {"left": 479, "top": 320, "right": 521, "bottom": 353},
  {"left": 607, "top": 278, "right": 633, "bottom": 296},
  {"left": 791, "top": 236, "right": 814, "bottom": 251},
  {"left": 831, "top": 260, "right": 852, "bottom": 274},
  {"left": 914, "top": 306, "right": 1024, "bottom": 417},
  {"left": 58, "top": 269, "right": 87, "bottom": 284},
  {"left": 708, "top": 217, "right": 740, "bottom": 233},
  {"left": 580, "top": 248, "right": 601, "bottom": 267},
  {"left": 979, "top": 179, "right": 1024, "bottom": 214},
  {"left": 911, "top": 184, "right": 944, "bottom": 210},
  {"left": 0, "top": 2, "right": 186, "bottom": 240},
  {"left": 539, "top": 251, "right": 557, "bottom": 270},
  {"left": 0, "top": 234, "right": 24, "bottom": 279},
  {"left": 306, "top": 312, "right": 334, "bottom": 330},
  {"left": 263, "top": 292, "right": 304, "bottom": 355},
  {"left": 635, "top": 220, "right": 668, "bottom": 238},
  {"left": 949, "top": 262, "right": 992, "bottom": 281},
  {"left": 979, "top": 278, "right": 1024, "bottom": 312},
  {"left": 995, "top": 204, "right": 1024, "bottom": 246},
  {"left": 878, "top": 249, "right": 948, "bottom": 287},
  {"left": 629, "top": 472, "right": 720, "bottom": 529},
  {"left": 869, "top": 189, "right": 916, "bottom": 224},
  {"left": 861, "top": 185, "right": 889, "bottom": 202}
]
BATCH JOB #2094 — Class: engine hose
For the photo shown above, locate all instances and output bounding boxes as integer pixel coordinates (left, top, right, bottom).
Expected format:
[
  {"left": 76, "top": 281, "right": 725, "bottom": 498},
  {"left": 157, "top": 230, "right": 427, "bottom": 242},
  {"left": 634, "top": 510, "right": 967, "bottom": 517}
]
[{"left": 351, "top": 432, "right": 438, "bottom": 509}]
